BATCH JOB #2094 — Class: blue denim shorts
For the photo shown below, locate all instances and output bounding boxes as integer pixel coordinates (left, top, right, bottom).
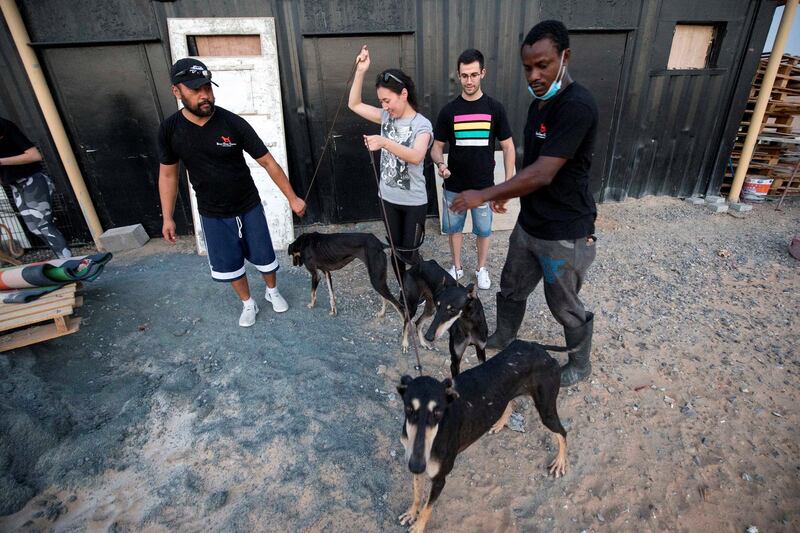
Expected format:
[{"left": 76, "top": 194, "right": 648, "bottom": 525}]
[{"left": 441, "top": 188, "right": 493, "bottom": 237}]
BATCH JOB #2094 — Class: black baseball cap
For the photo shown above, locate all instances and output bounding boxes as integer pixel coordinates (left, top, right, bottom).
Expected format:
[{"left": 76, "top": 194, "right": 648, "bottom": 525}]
[{"left": 170, "top": 58, "right": 219, "bottom": 89}]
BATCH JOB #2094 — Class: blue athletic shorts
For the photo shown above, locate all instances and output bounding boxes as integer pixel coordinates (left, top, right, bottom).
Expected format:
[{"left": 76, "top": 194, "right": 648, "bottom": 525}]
[
  {"left": 199, "top": 204, "right": 279, "bottom": 281},
  {"left": 441, "top": 188, "right": 493, "bottom": 237}
]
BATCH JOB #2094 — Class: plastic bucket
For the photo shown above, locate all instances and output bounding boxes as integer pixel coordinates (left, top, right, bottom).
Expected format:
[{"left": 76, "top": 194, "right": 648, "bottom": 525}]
[{"left": 742, "top": 177, "right": 773, "bottom": 201}]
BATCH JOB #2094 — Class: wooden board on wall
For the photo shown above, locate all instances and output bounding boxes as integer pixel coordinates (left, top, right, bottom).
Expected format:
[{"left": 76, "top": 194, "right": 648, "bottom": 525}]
[
  {"left": 668, "top": 25, "right": 714, "bottom": 69},
  {"left": 194, "top": 35, "right": 262, "bottom": 56}
]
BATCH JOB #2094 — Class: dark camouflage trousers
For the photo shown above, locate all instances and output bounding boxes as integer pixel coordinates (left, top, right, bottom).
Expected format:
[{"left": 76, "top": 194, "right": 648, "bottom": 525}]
[{"left": 10, "top": 172, "right": 71, "bottom": 258}]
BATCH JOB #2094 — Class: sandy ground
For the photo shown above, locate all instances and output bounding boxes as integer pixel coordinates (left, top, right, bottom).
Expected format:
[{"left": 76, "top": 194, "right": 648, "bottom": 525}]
[{"left": 0, "top": 196, "right": 797, "bottom": 532}]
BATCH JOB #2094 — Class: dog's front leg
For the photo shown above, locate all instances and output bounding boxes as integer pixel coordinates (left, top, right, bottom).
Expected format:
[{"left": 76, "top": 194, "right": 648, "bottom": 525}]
[
  {"left": 416, "top": 318, "right": 433, "bottom": 350},
  {"left": 324, "top": 271, "right": 337, "bottom": 316},
  {"left": 308, "top": 270, "right": 319, "bottom": 308},
  {"left": 401, "top": 321, "right": 410, "bottom": 353},
  {"left": 489, "top": 402, "right": 513, "bottom": 434},
  {"left": 398, "top": 473, "right": 424, "bottom": 526},
  {"left": 409, "top": 477, "right": 446, "bottom": 533},
  {"left": 548, "top": 433, "right": 568, "bottom": 478}
]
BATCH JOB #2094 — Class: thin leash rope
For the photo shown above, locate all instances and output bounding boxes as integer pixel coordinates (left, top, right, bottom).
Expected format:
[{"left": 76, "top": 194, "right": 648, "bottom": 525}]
[
  {"left": 366, "top": 143, "right": 424, "bottom": 375},
  {"left": 302, "top": 59, "right": 360, "bottom": 204}
]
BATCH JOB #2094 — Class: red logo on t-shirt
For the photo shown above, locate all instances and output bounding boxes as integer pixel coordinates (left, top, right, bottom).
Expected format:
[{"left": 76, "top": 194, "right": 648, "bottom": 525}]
[
  {"left": 535, "top": 123, "right": 547, "bottom": 140},
  {"left": 216, "top": 135, "right": 236, "bottom": 148}
]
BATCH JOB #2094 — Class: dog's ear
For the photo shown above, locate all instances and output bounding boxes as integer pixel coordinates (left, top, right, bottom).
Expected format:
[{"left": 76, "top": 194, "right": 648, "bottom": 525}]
[
  {"left": 466, "top": 283, "right": 477, "bottom": 298},
  {"left": 442, "top": 378, "right": 460, "bottom": 403},
  {"left": 397, "top": 375, "right": 413, "bottom": 396}
]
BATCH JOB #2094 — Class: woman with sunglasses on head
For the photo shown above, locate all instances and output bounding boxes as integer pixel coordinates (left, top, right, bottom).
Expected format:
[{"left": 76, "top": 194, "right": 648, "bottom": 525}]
[{"left": 348, "top": 45, "right": 432, "bottom": 281}]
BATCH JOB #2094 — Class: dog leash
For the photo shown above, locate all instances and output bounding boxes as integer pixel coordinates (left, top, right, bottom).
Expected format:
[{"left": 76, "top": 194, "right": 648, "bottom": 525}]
[
  {"left": 365, "top": 144, "right": 424, "bottom": 375},
  {"left": 302, "top": 59, "right": 360, "bottom": 204}
]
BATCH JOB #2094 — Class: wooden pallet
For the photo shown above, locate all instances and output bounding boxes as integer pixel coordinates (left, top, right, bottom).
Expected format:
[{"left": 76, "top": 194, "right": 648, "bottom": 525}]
[{"left": 0, "top": 283, "right": 83, "bottom": 352}]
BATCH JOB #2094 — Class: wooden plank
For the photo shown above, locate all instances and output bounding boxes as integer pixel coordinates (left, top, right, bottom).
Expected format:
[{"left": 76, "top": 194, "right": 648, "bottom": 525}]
[
  {"left": 194, "top": 35, "right": 261, "bottom": 56},
  {"left": 668, "top": 25, "right": 714, "bottom": 69},
  {"left": 0, "top": 297, "right": 76, "bottom": 324},
  {"left": 0, "top": 316, "right": 80, "bottom": 352},
  {"left": 0, "top": 284, "right": 76, "bottom": 312},
  {"left": 0, "top": 287, "right": 77, "bottom": 322},
  {"left": 0, "top": 287, "right": 76, "bottom": 313},
  {"left": 0, "top": 303, "right": 76, "bottom": 333}
]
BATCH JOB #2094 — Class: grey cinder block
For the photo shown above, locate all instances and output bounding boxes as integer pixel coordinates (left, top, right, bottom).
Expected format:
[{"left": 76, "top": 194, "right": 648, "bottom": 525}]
[
  {"left": 704, "top": 195, "right": 726, "bottom": 205},
  {"left": 98, "top": 224, "right": 150, "bottom": 252}
]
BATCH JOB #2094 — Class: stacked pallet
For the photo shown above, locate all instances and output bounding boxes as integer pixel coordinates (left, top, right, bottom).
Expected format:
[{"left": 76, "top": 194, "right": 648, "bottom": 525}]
[
  {"left": 725, "top": 54, "right": 800, "bottom": 197},
  {"left": 0, "top": 283, "right": 82, "bottom": 352}
]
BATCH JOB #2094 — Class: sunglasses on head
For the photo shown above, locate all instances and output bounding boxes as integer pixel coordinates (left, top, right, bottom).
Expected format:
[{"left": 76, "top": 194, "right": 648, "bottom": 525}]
[
  {"left": 381, "top": 71, "right": 404, "bottom": 86},
  {"left": 175, "top": 68, "right": 212, "bottom": 80}
]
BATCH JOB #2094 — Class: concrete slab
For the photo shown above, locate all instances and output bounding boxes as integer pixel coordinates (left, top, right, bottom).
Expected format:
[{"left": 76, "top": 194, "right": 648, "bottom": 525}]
[
  {"left": 98, "top": 224, "right": 150, "bottom": 252},
  {"left": 730, "top": 203, "right": 753, "bottom": 212},
  {"left": 705, "top": 195, "right": 726, "bottom": 205}
]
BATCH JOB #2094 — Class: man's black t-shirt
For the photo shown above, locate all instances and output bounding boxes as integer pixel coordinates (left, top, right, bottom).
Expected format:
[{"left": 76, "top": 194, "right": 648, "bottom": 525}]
[
  {"left": 158, "top": 106, "right": 269, "bottom": 217},
  {"left": 433, "top": 94, "right": 512, "bottom": 192},
  {"left": 519, "top": 82, "right": 598, "bottom": 240},
  {"left": 0, "top": 118, "right": 44, "bottom": 185}
]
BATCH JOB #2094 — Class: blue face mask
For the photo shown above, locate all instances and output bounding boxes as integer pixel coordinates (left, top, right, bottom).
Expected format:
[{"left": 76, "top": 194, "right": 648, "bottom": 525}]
[{"left": 528, "top": 52, "right": 565, "bottom": 101}]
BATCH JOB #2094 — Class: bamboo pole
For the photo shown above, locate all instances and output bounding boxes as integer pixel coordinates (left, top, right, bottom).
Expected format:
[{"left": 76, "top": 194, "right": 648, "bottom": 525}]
[
  {"left": 728, "top": 0, "right": 798, "bottom": 203},
  {"left": 0, "top": 0, "right": 104, "bottom": 247}
]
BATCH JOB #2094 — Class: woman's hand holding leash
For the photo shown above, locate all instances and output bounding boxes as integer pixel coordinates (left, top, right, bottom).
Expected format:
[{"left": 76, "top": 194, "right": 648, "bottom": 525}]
[
  {"left": 355, "top": 45, "right": 370, "bottom": 73},
  {"left": 363, "top": 134, "right": 385, "bottom": 151}
]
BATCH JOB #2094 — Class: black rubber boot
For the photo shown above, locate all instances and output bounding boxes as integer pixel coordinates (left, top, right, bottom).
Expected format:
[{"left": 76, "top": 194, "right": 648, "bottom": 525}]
[
  {"left": 486, "top": 293, "right": 527, "bottom": 350},
  {"left": 560, "top": 312, "right": 594, "bottom": 387}
]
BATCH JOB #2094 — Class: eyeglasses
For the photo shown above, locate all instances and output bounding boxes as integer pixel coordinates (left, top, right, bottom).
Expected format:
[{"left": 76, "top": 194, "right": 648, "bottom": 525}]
[
  {"left": 174, "top": 68, "right": 212, "bottom": 80},
  {"left": 381, "top": 71, "right": 404, "bottom": 86}
]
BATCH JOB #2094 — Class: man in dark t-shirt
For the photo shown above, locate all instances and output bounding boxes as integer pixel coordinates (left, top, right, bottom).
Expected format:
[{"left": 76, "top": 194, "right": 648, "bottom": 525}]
[
  {"left": 0, "top": 117, "right": 71, "bottom": 258},
  {"left": 451, "top": 21, "right": 598, "bottom": 387},
  {"left": 158, "top": 58, "right": 306, "bottom": 327},
  {"left": 431, "top": 49, "right": 515, "bottom": 290}
]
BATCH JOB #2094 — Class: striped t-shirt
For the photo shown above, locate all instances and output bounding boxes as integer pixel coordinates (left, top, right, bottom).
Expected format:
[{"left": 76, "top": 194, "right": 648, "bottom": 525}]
[{"left": 433, "top": 94, "right": 512, "bottom": 192}]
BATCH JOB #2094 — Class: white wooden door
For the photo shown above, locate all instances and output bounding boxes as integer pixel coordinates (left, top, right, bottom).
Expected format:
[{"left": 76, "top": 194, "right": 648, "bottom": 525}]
[{"left": 167, "top": 17, "right": 293, "bottom": 252}]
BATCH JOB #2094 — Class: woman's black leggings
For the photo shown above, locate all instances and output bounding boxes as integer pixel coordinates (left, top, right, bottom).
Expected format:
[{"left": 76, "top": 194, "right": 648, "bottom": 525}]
[{"left": 381, "top": 200, "right": 427, "bottom": 281}]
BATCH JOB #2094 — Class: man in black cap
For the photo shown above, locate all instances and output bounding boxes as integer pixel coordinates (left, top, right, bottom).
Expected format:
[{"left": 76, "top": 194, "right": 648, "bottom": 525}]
[{"left": 158, "top": 58, "right": 306, "bottom": 327}]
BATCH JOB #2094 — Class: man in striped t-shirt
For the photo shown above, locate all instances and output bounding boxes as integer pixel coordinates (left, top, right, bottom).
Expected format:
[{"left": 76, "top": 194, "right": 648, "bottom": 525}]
[{"left": 432, "top": 49, "right": 515, "bottom": 290}]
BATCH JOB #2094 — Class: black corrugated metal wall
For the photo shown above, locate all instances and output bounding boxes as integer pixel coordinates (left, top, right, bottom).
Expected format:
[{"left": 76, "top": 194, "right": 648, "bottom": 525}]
[{"left": 2, "top": 0, "right": 777, "bottom": 238}]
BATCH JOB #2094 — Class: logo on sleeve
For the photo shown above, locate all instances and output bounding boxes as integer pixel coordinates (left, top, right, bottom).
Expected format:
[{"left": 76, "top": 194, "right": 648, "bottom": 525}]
[
  {"left": 535, "top": 123, "right": 547, "bottom": 140},
  {"left": 217, "top": 135, "right": 237, "bottom": 148}
]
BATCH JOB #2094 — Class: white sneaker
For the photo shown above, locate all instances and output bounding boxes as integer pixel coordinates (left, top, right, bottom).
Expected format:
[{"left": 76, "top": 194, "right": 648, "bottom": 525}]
[
  {"left": 239, "top": 302, "right": 259, "bottom": 327},
  {"left": 265, "top": 288, "right": 289, "bottom": 313},
  {"left": 476, "top": 267, "right": 491, "bottom": 290},
  {"left": 447, "top": 265, "right": 464, "bottom": 281}
]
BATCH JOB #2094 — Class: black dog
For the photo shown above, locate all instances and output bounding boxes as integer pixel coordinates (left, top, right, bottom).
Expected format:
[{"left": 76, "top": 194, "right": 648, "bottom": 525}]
[
  {"left": 398, "top": 260, "right": 488, "bottom": 374},
  {"left": 288, "top": 232, "right": 402, "bottom": 317},
  {"left": 422, "top": 281, "right": 488, "bottom": 377},
  {"left": 396, "top": 340, "right": 567, "bottom": 532}
]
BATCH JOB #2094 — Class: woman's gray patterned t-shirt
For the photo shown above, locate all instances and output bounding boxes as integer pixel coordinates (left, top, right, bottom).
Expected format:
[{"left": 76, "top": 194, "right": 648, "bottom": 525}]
[{"left": 378, "top": 110, "right": 432, "bottom": 206}]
